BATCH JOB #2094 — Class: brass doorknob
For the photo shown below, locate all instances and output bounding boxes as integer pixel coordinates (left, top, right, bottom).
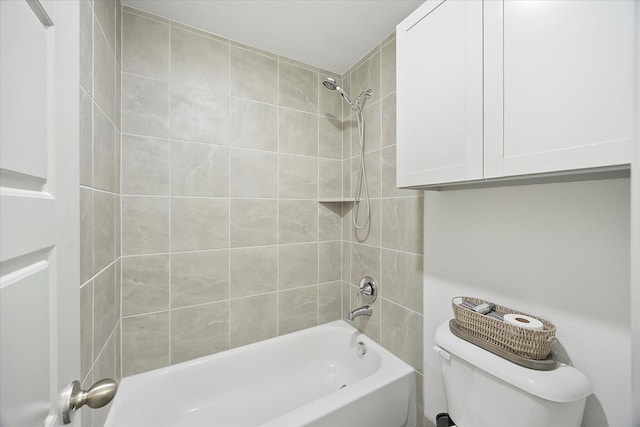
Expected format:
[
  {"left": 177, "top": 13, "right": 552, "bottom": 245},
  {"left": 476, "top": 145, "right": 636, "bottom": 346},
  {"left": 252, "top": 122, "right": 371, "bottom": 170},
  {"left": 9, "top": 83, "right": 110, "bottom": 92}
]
[{"left": 59, "top": 378, "right": 118, "bottom": 424}]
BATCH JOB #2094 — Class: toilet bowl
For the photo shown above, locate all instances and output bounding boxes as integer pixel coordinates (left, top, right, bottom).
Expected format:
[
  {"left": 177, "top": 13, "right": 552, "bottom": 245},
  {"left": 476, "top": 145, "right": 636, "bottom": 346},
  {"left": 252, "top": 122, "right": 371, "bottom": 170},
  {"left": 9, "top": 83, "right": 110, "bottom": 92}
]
[{"left": 434, "top": 321, "right": 592, "bottom": 427}]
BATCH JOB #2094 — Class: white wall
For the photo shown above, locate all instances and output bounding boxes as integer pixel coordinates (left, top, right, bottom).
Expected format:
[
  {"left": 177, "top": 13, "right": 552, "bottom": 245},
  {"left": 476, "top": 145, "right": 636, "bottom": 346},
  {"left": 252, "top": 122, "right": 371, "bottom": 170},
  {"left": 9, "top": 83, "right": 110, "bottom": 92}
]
[{"left": 422, "top": 178, "right": 630, "bottom": 427}]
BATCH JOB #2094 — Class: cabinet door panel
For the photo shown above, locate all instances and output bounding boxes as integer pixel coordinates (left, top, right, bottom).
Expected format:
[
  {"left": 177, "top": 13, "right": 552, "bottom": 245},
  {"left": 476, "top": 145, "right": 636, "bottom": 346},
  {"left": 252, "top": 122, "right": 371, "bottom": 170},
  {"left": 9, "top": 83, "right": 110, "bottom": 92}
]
[
  {"left": 485, "top": 0, "right": 634, "bottom": 178},
  {"left": 397, "top": 0, "right": 483, "bottom": 187}
]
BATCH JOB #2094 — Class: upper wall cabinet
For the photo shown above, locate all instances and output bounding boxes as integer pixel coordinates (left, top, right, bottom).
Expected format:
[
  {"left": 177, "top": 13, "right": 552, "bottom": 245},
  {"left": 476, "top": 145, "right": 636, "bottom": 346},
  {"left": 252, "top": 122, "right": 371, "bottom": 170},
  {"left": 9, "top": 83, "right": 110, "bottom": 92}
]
[{"left": 396, "top": 0, "right": 636, "bottom": 188}]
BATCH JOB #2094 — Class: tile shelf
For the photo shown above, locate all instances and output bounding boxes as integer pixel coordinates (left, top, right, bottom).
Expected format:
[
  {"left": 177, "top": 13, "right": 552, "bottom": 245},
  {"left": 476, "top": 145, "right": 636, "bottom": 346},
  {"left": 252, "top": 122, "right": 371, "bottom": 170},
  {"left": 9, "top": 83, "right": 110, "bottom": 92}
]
[{"left": 317, "top": 198, "right": 355, "bottom": 203}]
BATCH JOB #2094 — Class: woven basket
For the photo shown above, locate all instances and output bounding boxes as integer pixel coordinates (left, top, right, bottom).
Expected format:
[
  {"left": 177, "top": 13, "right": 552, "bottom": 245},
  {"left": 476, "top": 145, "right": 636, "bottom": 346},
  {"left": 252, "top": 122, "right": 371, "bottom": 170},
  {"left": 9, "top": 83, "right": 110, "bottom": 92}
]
[{"left": 452, "top": 296, "right": 556, "bottom": 360}]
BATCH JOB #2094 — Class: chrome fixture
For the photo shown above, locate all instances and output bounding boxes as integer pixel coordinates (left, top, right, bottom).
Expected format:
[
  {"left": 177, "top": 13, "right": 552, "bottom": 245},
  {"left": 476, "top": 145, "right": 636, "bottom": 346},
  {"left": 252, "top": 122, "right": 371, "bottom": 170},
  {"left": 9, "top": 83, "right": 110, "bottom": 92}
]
[
  {"left": 322, "top": 76, "right": 372, "bottom": 230},
  {"left": 356, "top": 341, "right": 367, "bottom": 357},
  {"left": 59, "top": 378, "right": 118, "bottom": 424},
  {"left": 348, "top": 276, "right": 378, "bottom": 321}
]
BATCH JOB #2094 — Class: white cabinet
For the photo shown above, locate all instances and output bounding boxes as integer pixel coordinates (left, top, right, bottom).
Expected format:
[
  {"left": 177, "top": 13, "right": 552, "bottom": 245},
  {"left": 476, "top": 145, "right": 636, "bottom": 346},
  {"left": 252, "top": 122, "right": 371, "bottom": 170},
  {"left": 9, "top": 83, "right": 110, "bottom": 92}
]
[{"left": 397, "top": 0, "right": 636, "bottom": 188}]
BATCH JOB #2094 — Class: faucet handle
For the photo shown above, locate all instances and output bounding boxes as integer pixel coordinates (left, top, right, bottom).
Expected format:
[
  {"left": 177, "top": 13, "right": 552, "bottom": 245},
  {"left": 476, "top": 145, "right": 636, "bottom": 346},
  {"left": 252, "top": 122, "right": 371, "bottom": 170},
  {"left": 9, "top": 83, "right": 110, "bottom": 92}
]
[{"left": 357, "top": 276, "right": 377, "bottom": 304}]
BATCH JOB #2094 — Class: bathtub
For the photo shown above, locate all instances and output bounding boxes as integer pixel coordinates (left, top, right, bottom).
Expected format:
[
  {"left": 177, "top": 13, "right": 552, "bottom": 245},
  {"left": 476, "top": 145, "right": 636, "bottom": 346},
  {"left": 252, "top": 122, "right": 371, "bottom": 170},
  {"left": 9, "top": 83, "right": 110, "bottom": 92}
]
[{"left": 105, "top": 320, "right": 416, "bottom": 427}]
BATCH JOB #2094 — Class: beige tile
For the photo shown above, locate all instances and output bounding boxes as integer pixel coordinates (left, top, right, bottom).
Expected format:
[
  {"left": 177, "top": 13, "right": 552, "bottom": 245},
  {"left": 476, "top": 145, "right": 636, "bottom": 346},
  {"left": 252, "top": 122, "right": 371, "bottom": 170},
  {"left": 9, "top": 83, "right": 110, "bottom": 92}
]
[
  {"left": 341, "top": 281, "right": 351, "bottom": 322},
  {"left": 352, "top": 198, "right": 381, "bottom": 247},
  {"left": 279, "top": 62, "right": 318, "bottom": 114},
  {"left": 381, "top": 196, "right": 424, "bottom": 254},
  {"left": 122, "top": 196, "right": 170, "bottom": 255},
  {"left": 230, "top": 247, "right": 277, "bottom": 298},
  {"left": 319, "top": 241, "right": 341, "bottom": 283},
  {"left": 318, "top": 73, "right": 342, "bottom": 119},
  {"left": 79, "top": 87, "right": 92, "bottom": 187},
  {"left": 381, "top": 249, "right": 423, "bottom": 314},
  {"left": 229, "top": 148, "right": 278, "bottom": 198},
  {"left": 230, "top": 293, "right": 277, "bottom": 348},
  {"left": 364, "top": 149, "right": 381, "bottom": 199},
  {"left": 279, "top": 286, "right": 318, "bottom": 335},
  {"left": 318, "top": 203, "right": 342, "bottom": 242},
  {"left": 229, "top": 97, "right": 277, "bottom": 151},
  {"left": 279, "top": 200, "right": 318, "bottom": 244},
  {"left": 93, "top": 191, "right": 116, "bottom": 272},
  {"left": 94, "top": 17, "right": 116, "bottom": 122},
  {"left": 171, "top": 250, "right": 229, "bottom": 308},
  {"left": 121, "top": 135, "right": 170, "bottom": 195},
  {"left": 93, "top": 263, "right": 117, "bottom": 357},
  {"left": 319, "top": 281, "right": 342, "bottom": 323},
  {"left": 122, "top": 73, "right": 170, "bottom": 138},
  {"left": 382, "top": 145, "right": 420, "bottom": 198},
  {"left": 94, "top": 0, "right": 116, "bottom": 53},
  {"left": 343, "top": 158, "right": 352, "bottom": 199},
  {"left": 115, "top": 0, "right": 122, "bottom": 67},
  {"left": 381, "top": 300, "right": 423, "bottom": 371},
  {"left": 279, "top": 154, "right": 318, "bottom": 199},
  {"left": 171, "top": 198, "right": 229, "bottom": 252},
  {"left": 362, "top": 101, "right": 381, "bottom": 154},
  {"left": 350, "top": 243, "right": 380, "bottom": 287},
  {"left": 92, "top": 330, "right": 116, "bottom": 427},
  {"left": 279, "top": 108, "right": 318, "bottom": 156},
  {"left": 171, "top": 82, "right": 228, "bottom": 145},
  {"left": 230, "top": 46, "right": 278, "bottom": 104},
  {"left": 115, "top": 131, "right": 121, "bottom": 192},
  {"left": 171, "top": 302, "right": 229, "bottom": 364},
  {"left": 80, "top": 188, "right": 93, "bottom": 284},
  {"left": 114, "top": 318, "right": 121, "bottom": 383},
  {"left": 319, "top": 117, "right": 342, "bottom": 160},
  {"left": 93, "top": 103, "right": 116, "bottom": 193},
  {"left": 122, "top": 311, "right": 170, "bottom": 376},
  {"left": 381, "top": 93, "right": 396, "bottom": 148},
  {"left": 171, "top": 140, "right": 229, "bottom": 197},
  {"left": 351, "top": 50, "right": 380, "bottom": 105},
  {"left": 381, "top": 38, "right": 396, "bottom": 97},
  {"left": 279, "top": 243, "right": 319, "bottom": 290},
  {"left": 171, "top": 26, "right": 229, "bottom": 91},
  {"left": 122, "top": 6, "right": 170, "bottom": 23},
  {"left": 115, "top": 60, "right": 122, "bottom": 130},
  {"left": 122, "top": 11, "right": 170, "bottom": 79},
  {"left": 342, "top": 242, "right": 350, "bottom": 286},
  {"left": 230, "top": 199, "right": 277, "bottom": 247},
  {"left": 319, "top": 159, "right": 342, "bottom": 199},
  {"left": 80, "top": 281, "right": 93, "bottom": 380},
  {"left": 122, "top": 255, "right": 170, "bottom": 316},
  {"left": 79, "top": 0, "right": 92, "bottom": 95},
  {"left": 115, "top": 195, "right": 121, "bottom": 259}
]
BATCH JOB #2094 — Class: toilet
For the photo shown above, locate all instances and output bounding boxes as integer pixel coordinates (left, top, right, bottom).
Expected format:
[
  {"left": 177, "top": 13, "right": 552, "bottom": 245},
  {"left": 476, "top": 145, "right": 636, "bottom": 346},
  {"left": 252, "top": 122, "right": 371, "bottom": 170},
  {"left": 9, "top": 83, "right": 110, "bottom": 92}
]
[{"left": 433, "top": 321, "right": 592, "bottom": 427}]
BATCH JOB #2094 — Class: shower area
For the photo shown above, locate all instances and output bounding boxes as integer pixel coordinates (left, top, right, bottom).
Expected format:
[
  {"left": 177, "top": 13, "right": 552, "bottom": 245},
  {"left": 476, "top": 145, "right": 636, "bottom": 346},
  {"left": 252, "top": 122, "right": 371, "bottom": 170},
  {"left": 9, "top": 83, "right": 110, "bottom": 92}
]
[{"left": 79, "top": 2, "right": 425, "bottom": 425}]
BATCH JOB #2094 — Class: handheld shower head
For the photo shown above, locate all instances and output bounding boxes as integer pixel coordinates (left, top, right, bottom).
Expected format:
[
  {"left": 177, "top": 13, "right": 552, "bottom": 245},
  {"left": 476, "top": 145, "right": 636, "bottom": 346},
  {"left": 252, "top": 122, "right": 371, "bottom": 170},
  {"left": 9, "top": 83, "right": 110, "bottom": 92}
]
[{"left": 322, "top": 77, "right": 339, "bottom": 91}]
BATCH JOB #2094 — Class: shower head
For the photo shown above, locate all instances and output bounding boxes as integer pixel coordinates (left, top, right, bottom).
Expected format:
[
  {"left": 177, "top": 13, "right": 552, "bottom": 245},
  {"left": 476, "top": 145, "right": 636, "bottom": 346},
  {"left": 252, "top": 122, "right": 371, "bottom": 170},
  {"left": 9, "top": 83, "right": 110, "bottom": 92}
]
[{"left": 322, "top": 77, "right": 339, "bottom": 91}]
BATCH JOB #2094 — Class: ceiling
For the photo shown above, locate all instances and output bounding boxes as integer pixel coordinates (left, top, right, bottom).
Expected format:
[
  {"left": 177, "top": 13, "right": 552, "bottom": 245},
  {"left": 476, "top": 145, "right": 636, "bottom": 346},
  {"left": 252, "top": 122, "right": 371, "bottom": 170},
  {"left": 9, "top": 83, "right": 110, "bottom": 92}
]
[{"left": 121, "top": 0, "right": 424, "bottom": 74}]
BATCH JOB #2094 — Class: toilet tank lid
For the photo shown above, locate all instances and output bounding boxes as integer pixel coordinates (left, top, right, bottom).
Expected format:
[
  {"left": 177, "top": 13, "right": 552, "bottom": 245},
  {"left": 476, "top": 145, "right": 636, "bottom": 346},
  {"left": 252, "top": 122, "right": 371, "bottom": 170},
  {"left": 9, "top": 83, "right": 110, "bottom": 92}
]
[{"left": 434, "top": 321, "right": 592, "bottom": 403}]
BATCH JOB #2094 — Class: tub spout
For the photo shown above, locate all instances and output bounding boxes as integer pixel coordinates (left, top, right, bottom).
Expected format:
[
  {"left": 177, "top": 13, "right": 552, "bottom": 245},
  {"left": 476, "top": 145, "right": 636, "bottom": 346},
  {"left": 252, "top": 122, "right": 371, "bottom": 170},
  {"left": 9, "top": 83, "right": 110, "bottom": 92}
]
[{"left": 348, "top": 305, "right": 372, "bottom": 321}]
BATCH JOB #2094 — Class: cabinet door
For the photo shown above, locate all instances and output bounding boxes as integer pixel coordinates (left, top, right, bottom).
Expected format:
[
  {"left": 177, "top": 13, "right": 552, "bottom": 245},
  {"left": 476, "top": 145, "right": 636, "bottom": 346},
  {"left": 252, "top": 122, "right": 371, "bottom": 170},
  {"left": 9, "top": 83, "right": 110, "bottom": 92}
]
[
  {"left": 484, "top": 0, "right": 635, "bottom": 178},
  {"left": 397, "top": 0, "right": 483, "bottom": 187}
]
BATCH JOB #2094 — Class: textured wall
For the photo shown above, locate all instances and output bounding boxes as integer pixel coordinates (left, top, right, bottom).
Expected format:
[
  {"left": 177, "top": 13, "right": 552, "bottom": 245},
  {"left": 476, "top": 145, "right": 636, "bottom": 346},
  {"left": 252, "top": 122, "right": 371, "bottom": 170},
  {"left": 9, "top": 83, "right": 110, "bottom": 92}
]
[
  {"left": 78, "top": 0, "right": 122, "bottom": 426},
  {"left": 119, "top": 7, "right": 345, "bottom": 376},
  {"left": 340, "top": 35, "right": 426, "bottom": 425}
]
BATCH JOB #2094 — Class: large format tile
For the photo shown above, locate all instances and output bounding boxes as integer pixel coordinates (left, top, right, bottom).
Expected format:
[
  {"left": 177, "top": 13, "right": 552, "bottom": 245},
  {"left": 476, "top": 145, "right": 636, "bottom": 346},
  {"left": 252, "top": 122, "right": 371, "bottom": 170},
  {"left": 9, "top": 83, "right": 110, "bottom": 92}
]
[
  {"left": 93, "top": 106, "right": 116, "bottom": 193},
  {"left": 381, "top": 249, "right": 423, "bottom": 314},
  {"left": 229, "top": 247, "right": 277, "bottom": 298},
  {"left": 171, "top": 140, "right": 229, "bottom": 196},
  {"left": 122, "top": 311, "right": 170, "bottom": 376},
  {"left": 80, "top": 281, "right": 93, "bottom": 380},
  {"left": 279, "top": 62, "right": 318, "bottom": 114},
  {"left": 171, "top": 26, "right": 229, "bottom": 91},
  {"left": 171, "top": 198, "right": 229, "bottom": 252},
  {"left": 229, "top": 148, "right": 277, "bottom": 198},
  {"left": 381, "top": 300, "right": 423, "bottom": 371},
  {"left": 229, "top": 97, "right": 277, "bottom": 151},
  {"left": 279, "top": 108, "right": 318, "bottom": 156},
  {"left": 350, "top": 243, "right": 380, "bottom": 287},
  {"left": 122, "top": 196, "right": 170, "bottom": 255},
  {"left": 79, "top": 0, "right": 92, "bottom": 95},
  {"left": 381, "top": 38, "right": 396, "bottom": 97},
  {"left": 171, "top": 250, "right": 229, "bottom": 308},
  {"left": 170, "top": 82, "right": 228, "bottom": 145},
  {"left": 319, "top": 241, "right": 341, "bottom": 283},
  {"left": 319, "top": 158, "right": 342, "bottom": 199},
  {"left": 79, "top": 88, "right": 92, "bottom": 188},
  {"left": 279, "top": 154, "right": 318, "bottom": 199},
  {"left": 230, "top": 199, "right": 277, "bottom": 247},
  {"left": 279, "top": 243, "right": 319, "bottom": 290},
  {"left": 319, "top": 116, "right": 342, "bottom": 160},
  {"left": 318, "top": 203, "right": 342, "bottom": 242},
  {"left": 230, "top": 293, "right": 277, "bottom": 348},
  {"left": 279, "top": 286, "right": 318, "bottom": 335},
  {"left": 351, "top": 50, "right": 380, "bottom": 106},
  {"left": 319, "top": 281, "right": 342, "bottom": 323},
  {"left": 381, "top": 196, "right": 424, "bottom": 254},
  {"left": 230, "top": 46, "right": 278, "bottom": 104},
  {"left": 94, "top": 0, "right": 116, "bottom": 53},
  {"left": 121, "top": 135, "right": 170, "bottom": 195},
  {"left": 122, "top": 255, "right": 170, "bottom": 316},
  {"left": 171, "top": 302, "right": 229, "bottom": 364},
  {"left": 122, "top": 11, "right": 170, "bottom": 80},
  {"left": 279, "top": 200, "right": 318, "bottom": 244},
  {"left": 93, "top": 191, "right": 116, "bottom": 272},
  {"left": 93, "top": 263, "right": 117, "bottom": 357},
  {"left": 94, "top": 17, "right": 116, "bottom": 122},
  {"left": 381, "top": 93, "right": 396, "bottom": 148},
  {"left": 122, "top": 73, "right": 170, "bottom": 138},
  {"left": 80, "top": 188, "right": 93, "bottom": 284},
  {"left": 318, "top": 73, "right": 342, "bottom": 119}
]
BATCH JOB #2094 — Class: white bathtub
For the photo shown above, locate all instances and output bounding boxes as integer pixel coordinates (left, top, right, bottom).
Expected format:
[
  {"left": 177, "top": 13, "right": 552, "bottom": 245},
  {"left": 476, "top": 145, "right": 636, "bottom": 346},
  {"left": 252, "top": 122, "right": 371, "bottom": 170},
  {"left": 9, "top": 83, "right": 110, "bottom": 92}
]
[{"left": 105, "top": 320, "right": 416, "bottom": 427}]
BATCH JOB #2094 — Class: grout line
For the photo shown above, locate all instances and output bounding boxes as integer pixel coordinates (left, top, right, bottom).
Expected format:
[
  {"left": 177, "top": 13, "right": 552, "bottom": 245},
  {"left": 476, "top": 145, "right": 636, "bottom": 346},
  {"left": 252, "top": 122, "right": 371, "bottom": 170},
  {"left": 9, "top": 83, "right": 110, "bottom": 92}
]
[
  {"left": 227, "top": 37, "right": 232, "bottom": 351},
  {"left": 167, "top": 23, "right": 173, "bottom": 367},
  {"left": 275, "top": 56, "right": 280, "bottom": 337}
]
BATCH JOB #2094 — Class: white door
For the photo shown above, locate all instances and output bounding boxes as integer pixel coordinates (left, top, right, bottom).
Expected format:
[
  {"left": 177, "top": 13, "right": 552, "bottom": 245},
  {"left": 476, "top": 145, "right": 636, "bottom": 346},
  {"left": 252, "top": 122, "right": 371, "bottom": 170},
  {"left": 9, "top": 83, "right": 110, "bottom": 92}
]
[
  {"left": 1, "top": 1, "right": 80, "bottom": 426},
  {"left": 396, "top": 0, "right": 483, "bottom": 188}
]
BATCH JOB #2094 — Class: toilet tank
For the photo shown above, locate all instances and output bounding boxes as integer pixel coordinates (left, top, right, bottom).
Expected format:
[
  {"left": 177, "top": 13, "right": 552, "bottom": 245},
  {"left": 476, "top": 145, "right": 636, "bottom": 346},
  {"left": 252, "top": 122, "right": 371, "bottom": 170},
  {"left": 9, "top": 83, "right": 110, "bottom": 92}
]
[{"left": 434, "top": 321, "right": 592, "bottom": 427}]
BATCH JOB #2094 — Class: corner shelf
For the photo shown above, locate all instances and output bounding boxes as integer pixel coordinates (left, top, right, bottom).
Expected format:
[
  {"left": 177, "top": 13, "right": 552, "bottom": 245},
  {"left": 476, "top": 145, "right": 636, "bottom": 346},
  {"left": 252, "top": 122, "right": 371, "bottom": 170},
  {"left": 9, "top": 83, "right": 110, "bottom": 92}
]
[{"left": 318, "top": 198, "right": 355, "bottom": 203}]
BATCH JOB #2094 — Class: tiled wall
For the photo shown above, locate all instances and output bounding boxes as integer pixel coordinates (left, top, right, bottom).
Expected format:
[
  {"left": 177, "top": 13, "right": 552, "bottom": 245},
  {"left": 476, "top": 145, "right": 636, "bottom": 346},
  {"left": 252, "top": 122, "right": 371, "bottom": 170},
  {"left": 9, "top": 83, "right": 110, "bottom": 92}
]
[
  {"left": 340, "top": 35, "right": 426, "bottom": 424},
  {"left": 119, "top": 7, "right": 345, "bottom": 376},
  {"left": 78, "top": 0, "right": 122, "bottom": 426}
]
